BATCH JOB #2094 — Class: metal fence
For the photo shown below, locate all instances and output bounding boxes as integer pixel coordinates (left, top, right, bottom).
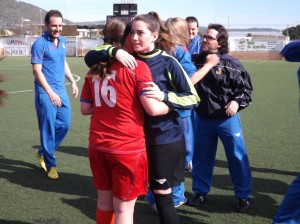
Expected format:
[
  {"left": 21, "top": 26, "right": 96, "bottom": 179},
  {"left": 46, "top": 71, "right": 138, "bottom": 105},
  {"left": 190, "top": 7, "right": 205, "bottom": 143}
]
[{"left": 0, "top": 36, "right": 103, "bottom": 57}]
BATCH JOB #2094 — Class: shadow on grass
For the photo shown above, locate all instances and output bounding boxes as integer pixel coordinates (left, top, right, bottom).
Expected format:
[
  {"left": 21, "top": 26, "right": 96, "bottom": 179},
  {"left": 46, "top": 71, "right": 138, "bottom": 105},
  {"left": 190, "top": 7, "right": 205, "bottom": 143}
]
[
  {"left": 32, "top": 146, "right": 299, "bottom": 178},
  {"left": 0, "top": 155, "right": 96, "bottom": 221},
  {"left": 0, "top": 218, "right": 70, "bottom": 224},
  {"left": 32, "top": 145, "right": 88, "bottom": 158},
  {"left": 135, "top": 198, "right": 209, "bottom": 224},
  {"left": 61, "top": 197, "right": 96, "bottom": 221},
  {"left": 215, "top": 159, "right": 299, "bottom": 176},
  {"left": 0, "top": 156, "right": 94, "bottom": 197},
  {"left": 183, "top": 160, "right": 296, "bottom": 220},
  {"left": 0, "top": 220, "right": 32, "bottom": 224},
  {"left": 0, "top": 153, "right": 295, "bottom": 222},
  {"left": 183, "top": 190, "right": 278, "bottom": 220}
]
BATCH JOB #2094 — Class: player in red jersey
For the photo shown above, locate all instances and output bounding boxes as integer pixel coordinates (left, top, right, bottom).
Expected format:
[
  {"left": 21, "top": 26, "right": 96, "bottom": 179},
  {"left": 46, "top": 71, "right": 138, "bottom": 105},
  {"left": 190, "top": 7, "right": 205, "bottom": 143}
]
[{"left": 80, "top": 18, "right": 170, "bottom": 224}]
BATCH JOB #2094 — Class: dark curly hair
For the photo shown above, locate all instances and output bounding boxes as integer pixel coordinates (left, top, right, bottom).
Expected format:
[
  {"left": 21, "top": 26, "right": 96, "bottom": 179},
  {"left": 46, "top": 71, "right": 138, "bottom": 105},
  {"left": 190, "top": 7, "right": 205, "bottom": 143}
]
[{"left": 208, "top": 23, "right": 229, "bottom": 54}]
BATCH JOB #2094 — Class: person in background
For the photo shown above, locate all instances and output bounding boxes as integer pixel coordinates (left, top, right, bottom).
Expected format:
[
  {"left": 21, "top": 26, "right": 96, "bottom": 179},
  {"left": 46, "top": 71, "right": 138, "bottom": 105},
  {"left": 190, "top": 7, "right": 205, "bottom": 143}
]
[
  {"left": 144, "top": 16, "right": 195, "bottom": 210},
  {"left": 185, "top": 16, "right": 203, "bottom": 131},
  {"left": 273, "top": 174, "right": 300, "bottom": 224},
  {"left": 272, "top": 41, "right": 300, "bottom": 224},
  {"left": 165, "top": 17, "right": 196, "bottom": 174},
  {"left": 80, "top": 18, "right": 171, "bottom": 224},
  {"left": 185, "top": 16, "right": 202, "bottom": 59},
  {"left": 280, "top": 40, "right": 300, "bottom": 109},
  {"left": 84, "top": 11, "right": 200, "bottom": 224},
  {"left": 0, "top": 74, "right": 8, "bottom": 106},
  {"left": 188, "top": 23, "right": 253, "bottom": 213},
  {"left": 31, "top": 10, "right": 79, "bottom": 179},
  {"left": 133, "top": 12, "right": 199, "bottom": 224}
]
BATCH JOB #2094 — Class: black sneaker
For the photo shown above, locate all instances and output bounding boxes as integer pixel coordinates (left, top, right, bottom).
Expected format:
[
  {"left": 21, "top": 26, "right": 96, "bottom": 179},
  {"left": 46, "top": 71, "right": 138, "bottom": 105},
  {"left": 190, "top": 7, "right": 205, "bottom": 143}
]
[
  {"left": 236, "top": 198, "right": 251, "bottom": 213},
  {"left": 186, "top": 194, "right": 207, "bottom": 206}
]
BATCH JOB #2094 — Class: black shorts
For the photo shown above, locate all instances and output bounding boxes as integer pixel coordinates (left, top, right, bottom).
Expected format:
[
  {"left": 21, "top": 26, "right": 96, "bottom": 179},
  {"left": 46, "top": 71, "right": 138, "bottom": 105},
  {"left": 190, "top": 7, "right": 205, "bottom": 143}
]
[{"left": 147, "top": 138, "right": 185, "bottom": 190}]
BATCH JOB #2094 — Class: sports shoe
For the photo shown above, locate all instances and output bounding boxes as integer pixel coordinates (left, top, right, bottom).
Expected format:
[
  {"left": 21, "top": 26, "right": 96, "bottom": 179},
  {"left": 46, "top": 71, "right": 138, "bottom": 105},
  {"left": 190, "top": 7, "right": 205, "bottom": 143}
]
[
  {"left": 186, "top": 194, "right": 207, "bottom": 206},
  {"left": 48, "top": 167, "right": 59, "bottom": 180},
  {"left": 236, "top": 198, "right": 251, "bottom": 213},
  {"left": 174, "top": 197, "right": 187, "bottom": 208},
  {"left": 186, "top": 162, "right": 193, "bottom": 173},
  {"left": 36, "top": 151, "right": 47, "bottom": 172}
]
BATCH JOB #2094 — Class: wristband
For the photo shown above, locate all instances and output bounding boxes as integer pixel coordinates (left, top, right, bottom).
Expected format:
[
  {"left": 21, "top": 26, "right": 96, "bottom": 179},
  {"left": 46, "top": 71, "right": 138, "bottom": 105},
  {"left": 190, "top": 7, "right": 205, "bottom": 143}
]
[{"left": 111, "top": 47, "right": 121, "bottom": 57}]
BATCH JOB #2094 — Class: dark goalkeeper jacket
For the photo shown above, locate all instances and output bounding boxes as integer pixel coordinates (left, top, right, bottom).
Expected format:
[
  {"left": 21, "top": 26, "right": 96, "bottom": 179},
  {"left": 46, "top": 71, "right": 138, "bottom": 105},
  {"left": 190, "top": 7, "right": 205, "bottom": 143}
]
[
  {"left": 84, "top": 47, "right": 200, "bottom": 146},
  {"left": 194, "top": 53, "right": 253, "bottom": 119}
]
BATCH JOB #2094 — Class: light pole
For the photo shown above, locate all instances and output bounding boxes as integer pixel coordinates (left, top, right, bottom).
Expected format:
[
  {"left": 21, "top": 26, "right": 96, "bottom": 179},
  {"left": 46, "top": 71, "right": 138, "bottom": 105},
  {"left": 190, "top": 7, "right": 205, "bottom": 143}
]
[
  {"left": 0, "top": 20, "right": 2, "bottom": 37},
  {"left": 21, "top": 18, "right": 30, "bottom": 36},
  {"left": 39, "top": 9, "right": 43, "bottom": 34},
  {"left": 228, "top": 16, "right": 229, "bottom": 30}
]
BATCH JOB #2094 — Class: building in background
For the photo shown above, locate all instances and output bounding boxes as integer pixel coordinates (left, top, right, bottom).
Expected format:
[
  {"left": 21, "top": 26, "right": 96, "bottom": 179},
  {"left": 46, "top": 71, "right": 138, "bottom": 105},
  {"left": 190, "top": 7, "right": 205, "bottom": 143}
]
[{"left": 106, "top": 2, "right": 137, "bottom": 22}]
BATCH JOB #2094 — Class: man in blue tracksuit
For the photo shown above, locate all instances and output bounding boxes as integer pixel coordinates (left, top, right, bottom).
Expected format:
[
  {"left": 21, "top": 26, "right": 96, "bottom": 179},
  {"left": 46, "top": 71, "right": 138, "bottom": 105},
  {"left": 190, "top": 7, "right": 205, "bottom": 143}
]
[
  {"left": 31, "top": 10, "right": 78, "bottom": 179},
  {"left": 186, "top": 16, "right": 202, "bottom": 58},
  {"left": 188, "top": 24, "right": 253, "bottom": 213},
  {"left": 272, "top": 41, "right": 300, "bottom": 224}
]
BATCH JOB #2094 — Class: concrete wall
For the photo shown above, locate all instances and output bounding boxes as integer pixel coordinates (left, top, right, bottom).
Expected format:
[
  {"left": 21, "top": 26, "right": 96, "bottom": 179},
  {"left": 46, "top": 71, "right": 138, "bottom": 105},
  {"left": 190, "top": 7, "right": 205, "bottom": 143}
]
[{"left": 230, "top": 51, "right": 283, "bottom": 60}]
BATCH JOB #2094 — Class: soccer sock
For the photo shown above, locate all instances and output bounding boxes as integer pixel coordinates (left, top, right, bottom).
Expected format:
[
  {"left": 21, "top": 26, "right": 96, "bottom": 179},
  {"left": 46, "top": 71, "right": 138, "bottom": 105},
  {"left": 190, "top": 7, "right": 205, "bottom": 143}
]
[
  {"left": 96, "top": 209, "right": 114, "bottom": 224},
  {"left": 154, "top": 193, "right": 179, "bottom": 224}
]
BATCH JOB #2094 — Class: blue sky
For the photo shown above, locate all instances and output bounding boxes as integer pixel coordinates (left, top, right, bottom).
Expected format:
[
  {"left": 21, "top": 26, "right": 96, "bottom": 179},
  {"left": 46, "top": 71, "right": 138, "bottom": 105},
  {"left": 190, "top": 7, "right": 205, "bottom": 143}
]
[{"left": 20, "top": 0, "right": 300, "bottom": 30}]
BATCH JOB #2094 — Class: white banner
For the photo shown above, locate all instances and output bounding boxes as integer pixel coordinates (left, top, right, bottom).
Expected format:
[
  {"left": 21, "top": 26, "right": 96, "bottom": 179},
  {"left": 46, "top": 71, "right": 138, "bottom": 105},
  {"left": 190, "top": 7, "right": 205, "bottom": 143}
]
[
  {"left": 4, "top": 47, "right": 29, "bottom": 56},
  {"left": 2, "top": 38, "right": 30, "bottom": 48},
  {"left": 229, "top": 37, "right": 285, "bottom": 52}
]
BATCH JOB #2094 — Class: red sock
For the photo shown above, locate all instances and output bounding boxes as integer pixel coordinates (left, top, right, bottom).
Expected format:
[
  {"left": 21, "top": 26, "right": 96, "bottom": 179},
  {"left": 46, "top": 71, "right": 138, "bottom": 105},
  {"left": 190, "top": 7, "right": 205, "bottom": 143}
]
[{"left": 96, "top": 209, "right": 114, "bottom": 224}]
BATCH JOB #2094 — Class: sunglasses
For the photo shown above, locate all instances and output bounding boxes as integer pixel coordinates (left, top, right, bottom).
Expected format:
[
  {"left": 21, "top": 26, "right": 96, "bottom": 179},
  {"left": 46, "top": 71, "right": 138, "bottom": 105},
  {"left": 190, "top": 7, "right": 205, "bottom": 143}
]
[{"left": 202, "top": 35, "right": 217, "bottom": 41}]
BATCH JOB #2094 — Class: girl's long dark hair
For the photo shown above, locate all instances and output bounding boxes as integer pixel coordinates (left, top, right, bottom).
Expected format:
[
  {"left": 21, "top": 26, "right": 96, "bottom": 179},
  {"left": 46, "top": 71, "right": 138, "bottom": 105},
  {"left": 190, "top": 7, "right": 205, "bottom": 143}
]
[
  {"left": 89, "top": 18, "right": 128, "bottom": 79},
  {"left": 133, "top": 11, "right": 174, "bottom": 53}
]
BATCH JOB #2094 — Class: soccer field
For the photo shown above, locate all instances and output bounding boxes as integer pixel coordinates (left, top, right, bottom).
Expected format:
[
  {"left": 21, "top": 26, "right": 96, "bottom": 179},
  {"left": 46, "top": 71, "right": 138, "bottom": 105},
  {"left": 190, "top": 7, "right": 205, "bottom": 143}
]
[{"left": 0, "top": 56, "right": 299, "bottom": 224}]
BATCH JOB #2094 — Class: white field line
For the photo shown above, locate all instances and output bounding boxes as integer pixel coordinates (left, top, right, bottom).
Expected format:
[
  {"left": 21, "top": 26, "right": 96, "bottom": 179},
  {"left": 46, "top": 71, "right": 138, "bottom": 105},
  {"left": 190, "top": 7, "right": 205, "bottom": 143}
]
[{"left": 8, "top": 74, "right": 81, "bottom": 94}]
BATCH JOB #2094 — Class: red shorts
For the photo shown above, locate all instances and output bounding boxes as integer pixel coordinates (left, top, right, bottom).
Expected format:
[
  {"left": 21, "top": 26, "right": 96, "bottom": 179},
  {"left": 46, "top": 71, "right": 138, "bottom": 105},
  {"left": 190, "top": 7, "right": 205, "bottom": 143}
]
[{"left": 88, "top": 148, "right": 148, "bottom": 201}]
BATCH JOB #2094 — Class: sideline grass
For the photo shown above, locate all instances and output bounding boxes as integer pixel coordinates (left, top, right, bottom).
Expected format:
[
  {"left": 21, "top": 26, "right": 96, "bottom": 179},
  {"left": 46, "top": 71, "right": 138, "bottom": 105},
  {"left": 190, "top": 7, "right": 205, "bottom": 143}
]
[{"left": 0, "top": 56, "right": 299, "bottom": 224}]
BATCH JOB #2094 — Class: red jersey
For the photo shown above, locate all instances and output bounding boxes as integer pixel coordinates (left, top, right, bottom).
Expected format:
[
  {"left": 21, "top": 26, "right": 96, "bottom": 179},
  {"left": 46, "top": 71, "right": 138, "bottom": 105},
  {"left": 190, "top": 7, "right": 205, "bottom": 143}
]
[{"left": 80, "top": 60, "right": 152, "bottom": 154}]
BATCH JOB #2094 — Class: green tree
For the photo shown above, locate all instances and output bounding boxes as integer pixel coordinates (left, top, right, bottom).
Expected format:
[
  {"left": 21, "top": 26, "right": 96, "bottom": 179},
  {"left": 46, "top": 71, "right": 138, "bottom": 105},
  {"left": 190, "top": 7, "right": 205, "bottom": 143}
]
[{"left": 283, "top": 25, "right": 300, "bottom": 40}]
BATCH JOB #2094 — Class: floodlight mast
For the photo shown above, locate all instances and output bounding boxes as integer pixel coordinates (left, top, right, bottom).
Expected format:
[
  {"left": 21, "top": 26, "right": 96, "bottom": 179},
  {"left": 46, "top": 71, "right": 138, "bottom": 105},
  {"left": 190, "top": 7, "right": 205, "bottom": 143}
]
[{"left": 40, "top": 9, "right": 43, "bottom": 34}]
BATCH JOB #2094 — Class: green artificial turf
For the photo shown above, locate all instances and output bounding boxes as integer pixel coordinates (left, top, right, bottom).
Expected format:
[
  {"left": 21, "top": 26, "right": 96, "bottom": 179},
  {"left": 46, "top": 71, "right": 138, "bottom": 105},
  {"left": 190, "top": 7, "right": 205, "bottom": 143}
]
[{"left": 0, "top": 57, "right": 299, "bottom": 224}]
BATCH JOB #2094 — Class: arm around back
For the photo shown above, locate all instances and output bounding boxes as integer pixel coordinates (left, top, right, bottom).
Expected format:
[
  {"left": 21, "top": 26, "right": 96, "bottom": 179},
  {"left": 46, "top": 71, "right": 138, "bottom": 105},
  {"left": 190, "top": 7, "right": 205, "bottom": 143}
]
[{"left": 140, "top": 95, "right": 171, "bottom": 116}]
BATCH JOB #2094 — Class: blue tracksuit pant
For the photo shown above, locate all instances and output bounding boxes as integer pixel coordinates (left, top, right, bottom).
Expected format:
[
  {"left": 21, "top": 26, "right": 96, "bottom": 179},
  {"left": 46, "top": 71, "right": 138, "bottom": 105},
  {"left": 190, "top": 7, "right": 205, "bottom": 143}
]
[
  {"left": 182, "top": 116, "right": 194, "bottom": 166},
  {"left": 35, "top": 89, "right": 71, "bottom": 171},
  {"left": 192, "top": 113, "right": 252, "bottom": 199},
  {"left": 273, "top": 174, "right": 300, "bottom": 224},
  {"left": 145, "top": 182, "right": 186, "bottom": 207}
]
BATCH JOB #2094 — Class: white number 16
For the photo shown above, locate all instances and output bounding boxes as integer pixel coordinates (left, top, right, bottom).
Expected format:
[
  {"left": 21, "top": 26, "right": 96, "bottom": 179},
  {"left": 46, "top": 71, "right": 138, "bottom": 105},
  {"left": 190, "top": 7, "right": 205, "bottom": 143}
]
[{"left": 93, "top": 72, "right": 116, "bottom": 107}]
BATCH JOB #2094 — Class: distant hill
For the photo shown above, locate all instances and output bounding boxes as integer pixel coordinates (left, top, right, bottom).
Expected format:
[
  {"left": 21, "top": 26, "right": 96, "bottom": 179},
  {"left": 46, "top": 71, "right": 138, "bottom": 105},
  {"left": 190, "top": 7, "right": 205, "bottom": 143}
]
[
  {"left": 199, "top": 27, "right": 281, "bottom": 34},
  {"left": 228, "top": 27, "right": 281, "bottom": 32},
  {"left": 75, "top": 21, "right": 106, "bottom": 26},
  {"left": 0, "top": 0, "right": 73, "bottom": 29},
  {"left": 0, "top": 0, "right": 281, "bottom": 33}
]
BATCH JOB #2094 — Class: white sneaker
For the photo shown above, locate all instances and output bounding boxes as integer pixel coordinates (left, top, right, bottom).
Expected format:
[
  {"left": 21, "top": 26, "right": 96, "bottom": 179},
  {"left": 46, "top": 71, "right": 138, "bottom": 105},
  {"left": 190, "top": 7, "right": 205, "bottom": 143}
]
[
  {"left": 186, "top": 162, "right": 193, "bottom": 173},
  {"left": 174, "top": 197, "right": 187, "bottom": 208}
]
